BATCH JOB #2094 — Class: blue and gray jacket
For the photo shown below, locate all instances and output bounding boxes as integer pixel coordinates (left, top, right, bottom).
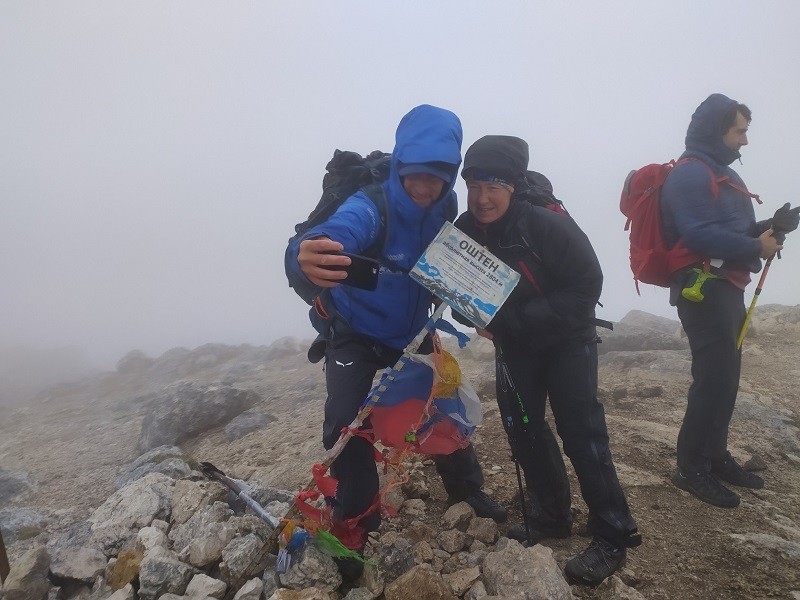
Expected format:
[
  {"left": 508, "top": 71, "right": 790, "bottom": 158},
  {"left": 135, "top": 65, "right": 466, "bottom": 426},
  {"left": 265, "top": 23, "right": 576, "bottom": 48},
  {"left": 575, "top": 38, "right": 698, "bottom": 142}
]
[
  {"left": 286, "top": 104, "right": 462, "bottom": 349},
  {"left": 661, "top": 93, "right": 770, "bottom": 274}
]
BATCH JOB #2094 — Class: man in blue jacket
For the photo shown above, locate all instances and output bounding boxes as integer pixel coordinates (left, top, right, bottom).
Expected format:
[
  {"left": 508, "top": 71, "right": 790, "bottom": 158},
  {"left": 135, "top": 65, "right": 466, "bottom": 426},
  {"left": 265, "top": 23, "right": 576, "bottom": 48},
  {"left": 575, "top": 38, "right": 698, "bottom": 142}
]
[
  {"left": 661, "top": 93, "right": 799, "bottom": 508},
  {"left": 286, "top": 105, "right": 505, "bottom": 572}
]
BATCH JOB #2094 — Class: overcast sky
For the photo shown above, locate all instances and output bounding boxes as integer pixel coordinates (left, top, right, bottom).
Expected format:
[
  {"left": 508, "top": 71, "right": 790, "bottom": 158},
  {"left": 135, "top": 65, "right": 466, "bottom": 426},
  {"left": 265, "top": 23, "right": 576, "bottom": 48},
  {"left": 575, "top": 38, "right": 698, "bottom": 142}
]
[{"left": 2, "top": 2, "right": 799, "bottom": 369}]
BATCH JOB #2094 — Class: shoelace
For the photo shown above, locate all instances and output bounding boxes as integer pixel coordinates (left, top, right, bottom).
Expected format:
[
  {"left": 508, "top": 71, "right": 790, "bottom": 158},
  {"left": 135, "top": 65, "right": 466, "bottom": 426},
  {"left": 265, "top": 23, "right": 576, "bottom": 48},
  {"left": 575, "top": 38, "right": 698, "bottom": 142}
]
[{"left": 581, "top": 540, "right": 620, "bottom": 571}]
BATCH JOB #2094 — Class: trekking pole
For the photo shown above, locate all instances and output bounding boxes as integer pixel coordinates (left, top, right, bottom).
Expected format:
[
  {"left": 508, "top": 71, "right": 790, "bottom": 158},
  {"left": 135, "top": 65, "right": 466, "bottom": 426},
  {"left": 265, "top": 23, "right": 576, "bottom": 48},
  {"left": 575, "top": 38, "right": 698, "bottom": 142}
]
[
  {"left": 496, "top": 344, "right": 533, "bottom": 546},
  {"left": 235, "top": 302, "right": 449, "bottom": 590},
  {"left": 736, "top": 256, "right": 773, "bottom": 350},
  {"left": 0, "top": 529, "right": 9, "bottom": 583}
]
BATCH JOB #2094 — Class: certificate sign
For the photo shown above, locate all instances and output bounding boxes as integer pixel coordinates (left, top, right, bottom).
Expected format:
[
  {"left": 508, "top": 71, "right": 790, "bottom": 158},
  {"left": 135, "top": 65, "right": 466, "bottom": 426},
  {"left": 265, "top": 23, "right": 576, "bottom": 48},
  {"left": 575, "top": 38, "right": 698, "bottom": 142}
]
[{"left": 410, "top": 222, "right": 520, "bottom": 328}]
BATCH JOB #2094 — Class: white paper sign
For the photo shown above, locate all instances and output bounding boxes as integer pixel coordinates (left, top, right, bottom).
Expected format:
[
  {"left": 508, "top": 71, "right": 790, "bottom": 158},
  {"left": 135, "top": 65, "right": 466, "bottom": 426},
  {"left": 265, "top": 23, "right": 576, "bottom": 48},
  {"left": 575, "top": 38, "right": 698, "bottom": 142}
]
[{"left": 410, "top": 222, "right": 520, "bottom": 328}]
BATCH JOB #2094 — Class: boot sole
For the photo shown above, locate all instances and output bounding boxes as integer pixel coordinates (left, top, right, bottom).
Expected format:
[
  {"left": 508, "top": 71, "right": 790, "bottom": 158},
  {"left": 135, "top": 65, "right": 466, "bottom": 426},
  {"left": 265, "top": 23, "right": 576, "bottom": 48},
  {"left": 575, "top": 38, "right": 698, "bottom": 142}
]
[
  {"left": 564, "top": 555, "right": 626, "bottom": 586},
  {"left": 711, "top": 472, "right": 765, "bottom": 490},
  {"left": 671, "top": 473, "right": 740, "bottom": 508}
]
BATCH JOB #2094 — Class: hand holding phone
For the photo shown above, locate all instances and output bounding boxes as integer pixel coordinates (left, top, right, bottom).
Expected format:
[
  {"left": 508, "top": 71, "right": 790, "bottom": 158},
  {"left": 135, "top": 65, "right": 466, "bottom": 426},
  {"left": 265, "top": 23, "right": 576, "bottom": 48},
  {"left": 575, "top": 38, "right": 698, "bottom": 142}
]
[{"left": 320, "top": 251, "right": 380, "bottom": 291}]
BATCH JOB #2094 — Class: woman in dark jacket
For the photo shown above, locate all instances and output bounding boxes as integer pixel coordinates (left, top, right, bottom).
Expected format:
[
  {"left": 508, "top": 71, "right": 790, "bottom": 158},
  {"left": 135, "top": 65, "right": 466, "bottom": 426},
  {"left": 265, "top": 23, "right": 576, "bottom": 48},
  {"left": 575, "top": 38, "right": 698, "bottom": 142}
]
[{"left": 453, "top": 135, "right": 639, "bottom": 586}]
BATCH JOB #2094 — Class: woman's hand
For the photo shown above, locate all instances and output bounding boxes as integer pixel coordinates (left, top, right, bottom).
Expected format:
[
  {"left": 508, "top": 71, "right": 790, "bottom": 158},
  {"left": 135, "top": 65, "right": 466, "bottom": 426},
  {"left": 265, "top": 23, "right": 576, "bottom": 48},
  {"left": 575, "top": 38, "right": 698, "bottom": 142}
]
[{"left": 475, "top": 327, "right": 494, "bottom": 340}]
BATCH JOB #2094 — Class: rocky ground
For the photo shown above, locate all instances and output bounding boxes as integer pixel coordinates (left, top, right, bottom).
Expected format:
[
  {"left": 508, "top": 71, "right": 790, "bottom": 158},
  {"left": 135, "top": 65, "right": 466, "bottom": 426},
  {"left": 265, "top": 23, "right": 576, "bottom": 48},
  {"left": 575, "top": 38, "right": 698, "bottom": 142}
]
[{"left": 1, "top": 306, "right": 799, "bottom": 599}]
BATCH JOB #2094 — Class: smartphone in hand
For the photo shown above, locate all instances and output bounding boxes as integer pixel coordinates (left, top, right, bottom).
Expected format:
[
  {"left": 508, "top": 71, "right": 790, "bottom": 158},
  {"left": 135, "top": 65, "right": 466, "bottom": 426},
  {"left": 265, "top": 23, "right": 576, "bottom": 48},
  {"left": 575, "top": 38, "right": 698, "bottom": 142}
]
[{"left": 321, "top": 251, "right": 380, "bottom": 291}]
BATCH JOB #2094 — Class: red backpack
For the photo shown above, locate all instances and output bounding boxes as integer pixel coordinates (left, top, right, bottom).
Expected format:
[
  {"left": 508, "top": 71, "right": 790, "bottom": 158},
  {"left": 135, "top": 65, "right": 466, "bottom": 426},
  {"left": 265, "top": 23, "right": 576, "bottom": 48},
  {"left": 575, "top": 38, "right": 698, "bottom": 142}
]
[{"left": 620, "top": 159, "right": 761, "bottom": 294}]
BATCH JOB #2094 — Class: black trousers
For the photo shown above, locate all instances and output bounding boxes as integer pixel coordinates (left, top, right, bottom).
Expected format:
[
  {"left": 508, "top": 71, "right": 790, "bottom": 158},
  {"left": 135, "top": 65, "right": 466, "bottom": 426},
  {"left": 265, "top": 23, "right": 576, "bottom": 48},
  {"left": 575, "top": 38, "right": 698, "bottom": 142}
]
[
  {"left": 676, "top": 278, "right": 745, "bottom": 474},
  {"left": 499, "top": 338, "right": 638, "bottom": 546},
  {"left": 323, "top": 332, "right": 484, "bottom": 537}
]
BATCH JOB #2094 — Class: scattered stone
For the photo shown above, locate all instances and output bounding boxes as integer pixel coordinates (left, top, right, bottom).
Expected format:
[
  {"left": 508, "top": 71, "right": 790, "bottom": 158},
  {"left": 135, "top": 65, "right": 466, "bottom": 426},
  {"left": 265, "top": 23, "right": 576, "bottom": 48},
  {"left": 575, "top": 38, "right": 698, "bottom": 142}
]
[
  {"left": 233, "top": 577, "right": 263, "bottom": 600},
  {"left": 344, "top": 587, "right": 374, "bottom": 600},
  {"left": 744, "top": 454, "right": 768, "bottom": 471},
  {"left": 612, "top": 387, "right": 628, "bottom": 401},
  {"left": 107, "top": 549, "right": 142, "bottom": 590},
  {"left": 413, "top": 540, "right": 434, "bottom": 564},
  {"left": 278, "top": 542, "right": 341, "bottom": 591},
  {"left": 437, "top": 529, "right": 466, "bottom": 554},
  {"left": 596, "top": 574, "right": 646, "bottom": 599},
  {"left": 135, "top": 526, "right": 170, "bottom": 555},
  {"left": 637, "top": 385, "right": 664, "bottom": 398},
  {"left": 272, "top": 587, "right": 337, "bottom": 599},
  {"left": 107, "top": 583, "right": 135, "bottom": 600},
  {"left": 89, "top": 473, "right": 175, "bottom": 556},
  {"left": 482, "top": 539, "right": 573, "bottom": 599},
  {"left": 226, "top": 409, "right": 276, "bottom": 441},
  {"left": 0, "top": 507, "right": 48, "bottom": 542},
  {"left": 466, "top": 517, "right": 497, "bottom": 545},
  {"left": 137, "top": 381, "right": 261, "bottom": 452},
  {"left": 220, "top": 533, "right": 272, "bottom": 583},
  {"left": 403, "top": 520, "right": 435, "bottom": 545},
  {"left": 730, "top": 532, "right": 800, "bottom": 561},
  {"left": 114, "top": 445, "right": 191, "bottom": 489},
  {"left": 2, "top": 545, "right": 51, "bottom": 600},
  {"left": 467, "top": 579, "right": 487, "bottom": 599},
  {"left": 400, "top": 499, "right": 427, "bottom": 517},
  {"left": 169, "top": 501, "right": 234, "bottom": 556},
  {"left": 171, "top": 479, "right": 228, "bottom": 525},
  {"left": 137, "top": 550, "right": 197, "bottom": 599},
  {"left": 442, "top": 565, "right": 481, "bottom": 596},
  {"left": 374, "top": 536, "right": 414, "bottom": 584},
  {"left": 400, "top": 471, "right": 430, "bottom": 500},
  {"left": 441, "top": 503, "right": 474, "bottom": 531},
  {"left": 49, "top": 546, "right": 107, "bottom": 584},
  {"left": 0, "top": 468, "right": 33, "bottom": 504},
  {"left": 383, "top": 565, "right": 457, "bottom": 600},
  {"left": 116, "top": 349, "right": 154, "bottom": 374}
]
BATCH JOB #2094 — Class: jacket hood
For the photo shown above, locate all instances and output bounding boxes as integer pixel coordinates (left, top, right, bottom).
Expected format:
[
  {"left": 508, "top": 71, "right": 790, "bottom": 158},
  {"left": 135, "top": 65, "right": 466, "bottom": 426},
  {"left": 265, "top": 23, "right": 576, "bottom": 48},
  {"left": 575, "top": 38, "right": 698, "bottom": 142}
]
[
  {"left": 390, "top": 105, "right": 462, "bottom": 189},
  {"left": 685, "top": 93, "right": 742, "bottom": 166},
  {"left": 462, "top": 135, "right": 529, "bottom": 185}
]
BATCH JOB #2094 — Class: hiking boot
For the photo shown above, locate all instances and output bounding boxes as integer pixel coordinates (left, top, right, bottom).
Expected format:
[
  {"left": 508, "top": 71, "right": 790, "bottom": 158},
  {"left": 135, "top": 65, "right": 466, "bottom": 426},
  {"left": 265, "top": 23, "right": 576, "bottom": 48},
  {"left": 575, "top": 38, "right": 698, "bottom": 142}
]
[
  {"left": 564, "top": 538, "right": 626, "bottom": 586},
  {"left": 462, "top": 490, "right": 508, "bottom": 523},
  {"left": 712, "top": 457, "right": 764, "bottom": 489},
  {"left": 333, "top": 556, "right": 364, "bottom": 583},
  {"left": 671, "top": 469, "right": 740, "bottom": 508},
  {"left": 506, "top": 519, "right": 571, "bottom": 544}
]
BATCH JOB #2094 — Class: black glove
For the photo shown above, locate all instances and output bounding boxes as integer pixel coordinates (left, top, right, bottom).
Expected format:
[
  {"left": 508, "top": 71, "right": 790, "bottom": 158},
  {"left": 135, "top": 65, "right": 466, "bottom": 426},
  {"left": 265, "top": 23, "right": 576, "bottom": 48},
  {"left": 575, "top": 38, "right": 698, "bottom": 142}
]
[{"left": 772, "top": 203, "right": 800, "bottom": 234}]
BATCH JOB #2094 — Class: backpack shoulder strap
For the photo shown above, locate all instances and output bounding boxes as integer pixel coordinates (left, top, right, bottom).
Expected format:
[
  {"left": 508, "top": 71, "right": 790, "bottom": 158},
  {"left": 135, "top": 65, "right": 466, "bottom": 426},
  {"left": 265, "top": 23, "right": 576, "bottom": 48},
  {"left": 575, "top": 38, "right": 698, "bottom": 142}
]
[
  {"left": 360, "top": 182, "right": 389, "bottom": 258},
  {"left": 676, "top": 157, "right": 762, "bottom": 204}
]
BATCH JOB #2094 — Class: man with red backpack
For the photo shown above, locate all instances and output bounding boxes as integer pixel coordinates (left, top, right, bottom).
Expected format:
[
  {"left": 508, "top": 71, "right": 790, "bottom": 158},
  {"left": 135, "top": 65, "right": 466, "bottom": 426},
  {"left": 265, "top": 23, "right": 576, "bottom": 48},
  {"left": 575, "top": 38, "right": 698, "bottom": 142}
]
[{"left": 661, "top": 93, "right": 799, "bottom": 508}]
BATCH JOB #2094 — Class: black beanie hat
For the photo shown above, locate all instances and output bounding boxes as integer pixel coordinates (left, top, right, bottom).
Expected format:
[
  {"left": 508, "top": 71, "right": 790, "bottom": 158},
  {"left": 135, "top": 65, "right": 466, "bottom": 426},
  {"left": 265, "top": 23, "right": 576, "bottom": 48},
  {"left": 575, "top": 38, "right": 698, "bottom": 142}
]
[{"left": 461, "top": 135, "right": 529, "bottom": 184}]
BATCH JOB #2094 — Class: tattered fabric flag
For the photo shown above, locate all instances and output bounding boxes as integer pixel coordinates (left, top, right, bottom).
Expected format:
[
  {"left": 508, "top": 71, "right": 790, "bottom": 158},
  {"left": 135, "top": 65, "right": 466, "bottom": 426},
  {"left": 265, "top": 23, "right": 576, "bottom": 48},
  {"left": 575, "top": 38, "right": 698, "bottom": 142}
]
[{"left": 365, "top": 349, "right": 481, "bottom": 456}]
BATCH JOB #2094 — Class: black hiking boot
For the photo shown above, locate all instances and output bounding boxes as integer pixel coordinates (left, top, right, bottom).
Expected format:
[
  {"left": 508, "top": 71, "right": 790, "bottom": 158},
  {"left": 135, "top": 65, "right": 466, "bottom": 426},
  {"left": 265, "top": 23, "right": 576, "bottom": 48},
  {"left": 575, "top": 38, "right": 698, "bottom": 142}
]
[
  {"left": 671, "top": 469, "right": 740, "bottom": 508},
  {"left": 461, "top": 490, "right": 508, "bottom": 523},
  {"left": 564, "top": 537, "right": 626, "bottom": 586},
  {"left": 712, "top": 456, "right": 764, "bottom": 489},
  {"left": 333, "top": 556, "right": 364, "bottom": 583},
  {"left": 506, "top": 518, "right": 572, "bottom": 544}
]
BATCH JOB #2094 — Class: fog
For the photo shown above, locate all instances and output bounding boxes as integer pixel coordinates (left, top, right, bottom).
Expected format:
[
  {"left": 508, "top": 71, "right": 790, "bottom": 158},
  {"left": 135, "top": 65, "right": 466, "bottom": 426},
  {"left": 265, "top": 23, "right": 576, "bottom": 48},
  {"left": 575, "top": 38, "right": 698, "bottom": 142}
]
[{"left": 2, "top": 2, "right": 798, "bottom": 377}]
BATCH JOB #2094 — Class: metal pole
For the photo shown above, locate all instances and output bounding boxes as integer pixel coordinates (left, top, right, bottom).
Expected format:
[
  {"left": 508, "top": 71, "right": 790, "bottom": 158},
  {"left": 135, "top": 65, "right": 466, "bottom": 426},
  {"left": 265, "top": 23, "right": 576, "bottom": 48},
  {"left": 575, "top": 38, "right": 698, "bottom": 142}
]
[
  {"left": 0, "top": 529, "right": 10, "bottom": 583},
  {"left": 736, "top": 256, "right": 772, "bottom": 349},
  {"left": 497, "top": 345, "right": 534, "bottom": 546}
]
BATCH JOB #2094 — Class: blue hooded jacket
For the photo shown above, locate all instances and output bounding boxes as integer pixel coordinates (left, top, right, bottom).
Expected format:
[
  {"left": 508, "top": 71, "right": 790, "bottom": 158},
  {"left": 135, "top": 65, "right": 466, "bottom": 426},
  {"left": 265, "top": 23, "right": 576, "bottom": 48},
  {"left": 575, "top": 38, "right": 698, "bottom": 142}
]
[
  {"left": 287, "top": 104, "right": 462, "bottom": 349},
  {"left": 661, "top": 93, "right": 769, "bottom": 274}
]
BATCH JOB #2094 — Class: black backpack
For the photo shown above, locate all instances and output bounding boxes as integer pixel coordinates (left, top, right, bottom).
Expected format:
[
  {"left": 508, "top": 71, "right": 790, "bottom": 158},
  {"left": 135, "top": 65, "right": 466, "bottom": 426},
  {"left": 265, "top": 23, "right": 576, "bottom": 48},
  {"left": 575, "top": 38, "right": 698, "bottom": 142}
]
[
  {"left": 284, "top": 149, "right": 391, "bottom": 305},
  {"left": 512, "top": 171, "right": 612, "bottom": 329},
  {"left": 513, "top": 170, "right": 569, "bottom": 216}
]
